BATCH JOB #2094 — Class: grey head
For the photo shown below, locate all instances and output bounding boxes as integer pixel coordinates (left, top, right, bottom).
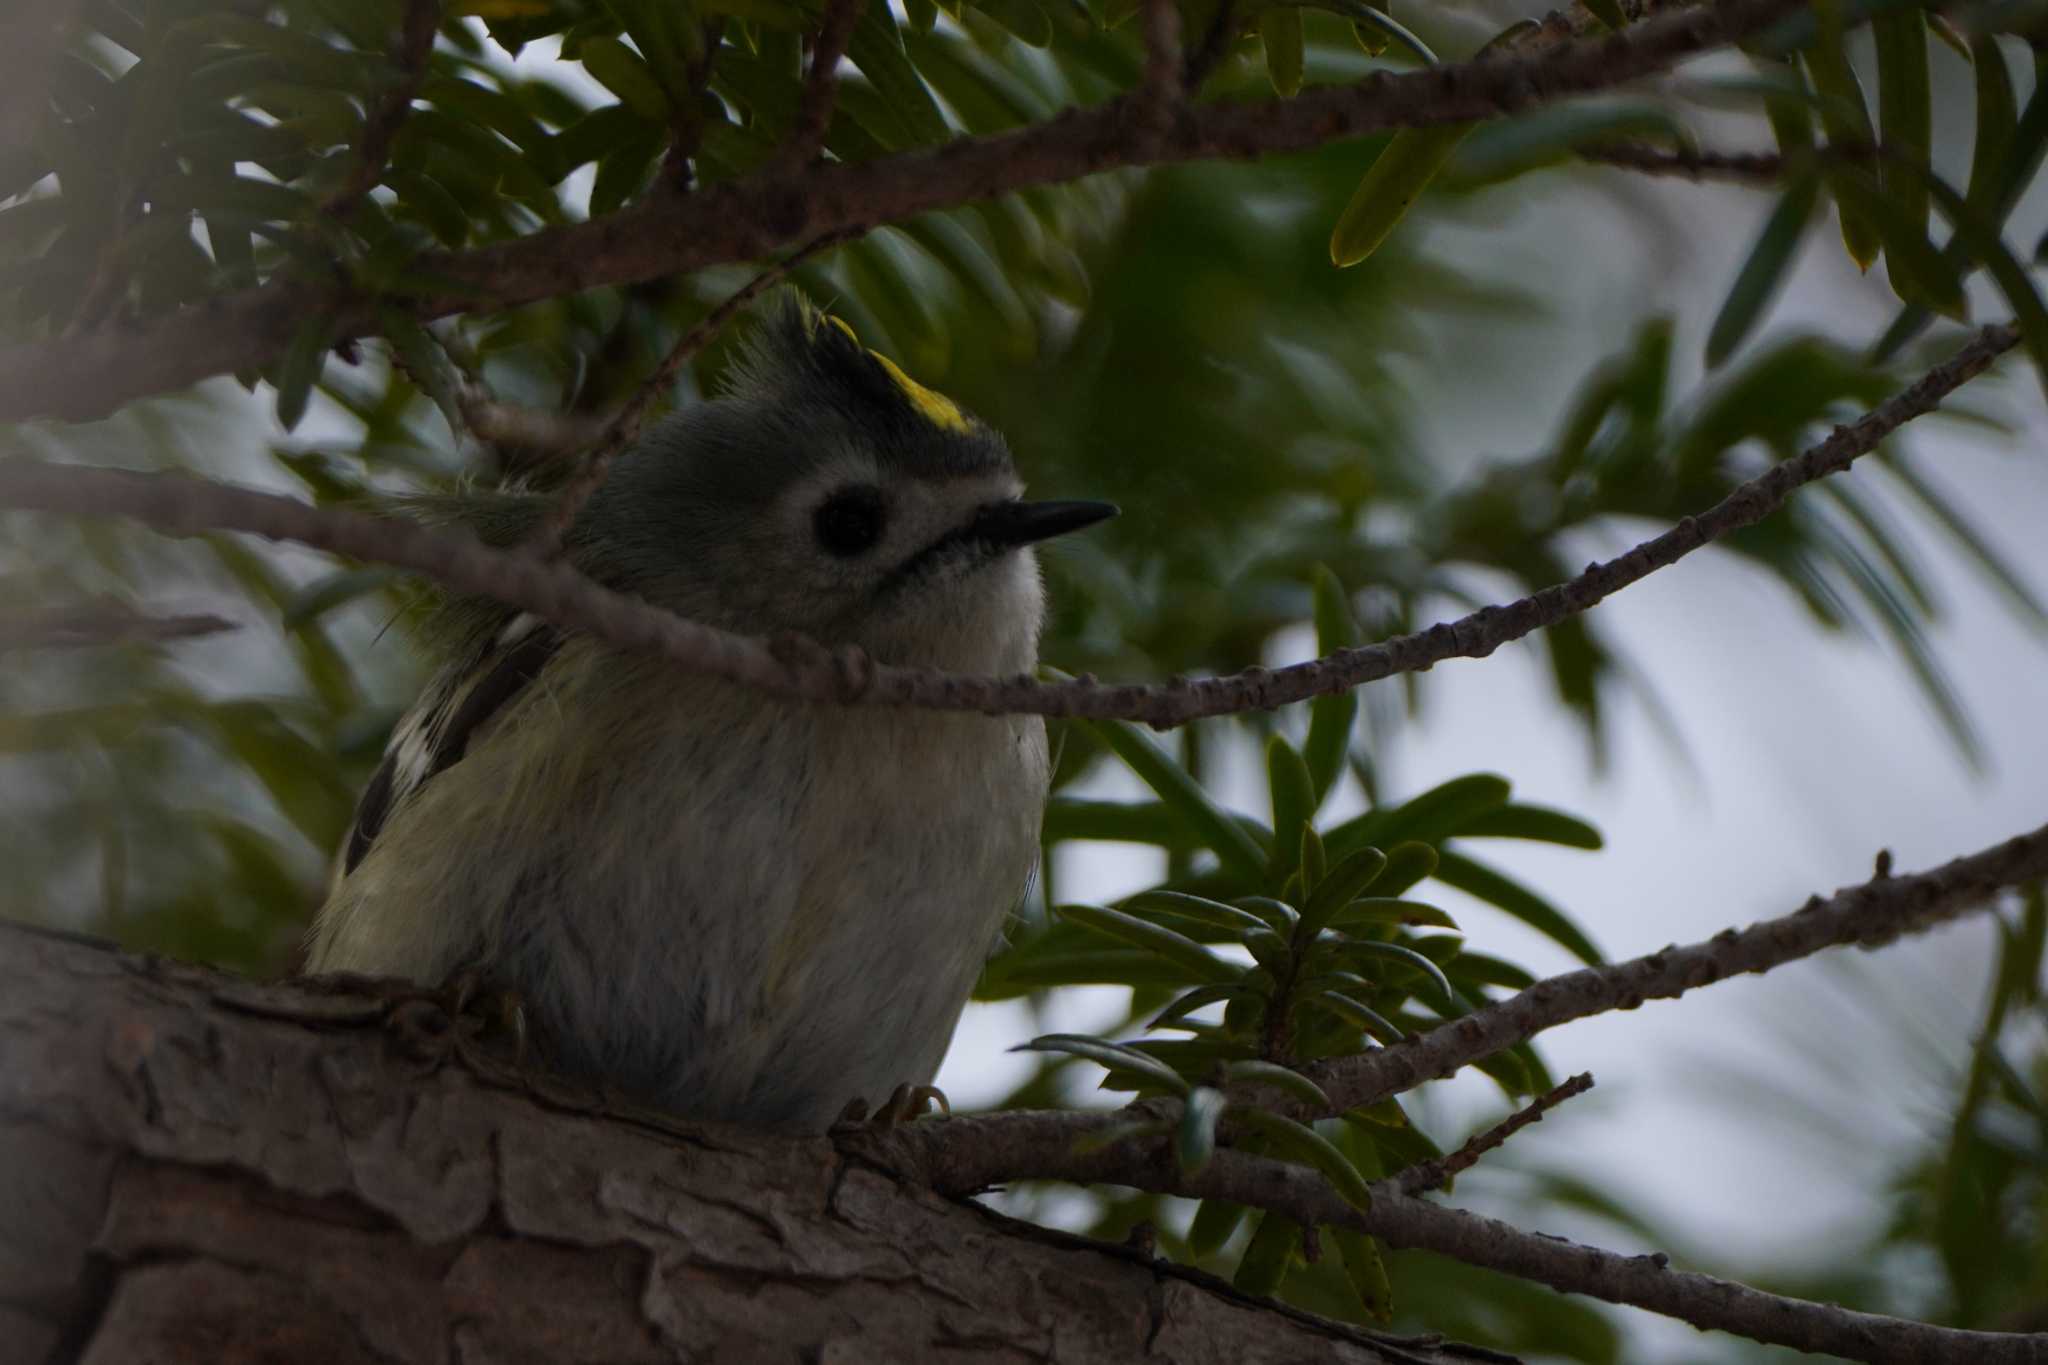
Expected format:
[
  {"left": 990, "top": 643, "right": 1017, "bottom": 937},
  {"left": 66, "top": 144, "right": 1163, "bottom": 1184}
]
[{"left": 569, "top": 292, "right": 1114, "bottom": 672}]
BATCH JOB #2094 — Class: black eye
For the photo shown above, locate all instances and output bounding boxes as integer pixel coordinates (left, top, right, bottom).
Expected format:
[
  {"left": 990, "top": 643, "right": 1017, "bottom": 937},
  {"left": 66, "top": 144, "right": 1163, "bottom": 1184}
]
[{"left": 812, "top": 485, "right": 885, "bottom": 557}]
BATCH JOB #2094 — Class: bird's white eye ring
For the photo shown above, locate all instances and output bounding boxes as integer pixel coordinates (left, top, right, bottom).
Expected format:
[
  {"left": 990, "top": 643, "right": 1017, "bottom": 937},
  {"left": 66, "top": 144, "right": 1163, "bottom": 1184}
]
[{"left": 813, "top": 484, "right": 885, "bottom": 557}]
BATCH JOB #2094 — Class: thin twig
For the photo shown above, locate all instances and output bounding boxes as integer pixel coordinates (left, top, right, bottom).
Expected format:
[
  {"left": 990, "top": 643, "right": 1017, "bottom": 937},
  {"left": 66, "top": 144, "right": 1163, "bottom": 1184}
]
[
  {"left": 522, "top": 230, "right": 857, "bottom": 558},
  {"left": 1305, "top": 814, "right": 2048, "bottom": 1117},
  {"left": 0, "top": 325, "right": 2016, "bottom": 721},
  {"left": 1397, "top": 1072, "right": 1594, "bottom": 1195},
  {"left": 659, "top": 18, "right": 729, "bottom": 190},
  {"left": 1137, "top": 0, "right": 1183, "bottom": 142},
  {"left": 0, "top": 603, "right": 236, "bottom": 651},
  {"left": 323, "top": 0, "right": 441, "bottom": 220},
  {"left": 1229, "top": 1159, "right": 2034, "bottom": 1364},
  {"left": 1578, "top": 143, "right": 1787, "bottom": 183},
  {"left": 890, "top": 817, "right": 2048, "bottom": 1186},
  {"left": 0, "top": 0, "right": 1808, "bottom": 423},
  {"left": 866, "top": 1119, "right": 2048, "bottom": 1363},
  {"left": 783, "top": 0, "right": 867, "bottom": 170}
]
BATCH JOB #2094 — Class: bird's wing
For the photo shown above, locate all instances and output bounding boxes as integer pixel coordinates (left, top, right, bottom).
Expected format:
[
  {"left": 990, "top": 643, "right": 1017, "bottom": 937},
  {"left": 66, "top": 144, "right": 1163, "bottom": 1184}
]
[{"left": 341, "top": 614, "right": 563, "bottom": 874}]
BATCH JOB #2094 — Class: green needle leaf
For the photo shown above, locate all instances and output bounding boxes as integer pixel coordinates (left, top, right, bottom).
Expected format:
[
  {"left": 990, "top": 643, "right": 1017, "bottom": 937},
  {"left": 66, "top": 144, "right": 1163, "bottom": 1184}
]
[
  {"left": 1967, "top": 35, "right": 2017, "bottom": 217},
  {"left": 1327, "top": 897, "right": 1459, "bottom": 931},
  {"left": 1232, "top": 1210, "right": 1300, "bottom": 1295},
  {"left": 1179, "top": 1085, "right": 1228, "bottom": 1174},
  {"left": 1123, "top": 889, "right": 1276, "bottom": 938},
  {"left": 1921, "top": 172, "right": 2048, "bottom": 404},
  {"left": 1054, "top": 903, "right": 1242, "bottom": 984},
  {"left": 1084, "top": 718, "right": 1268, "bottom": 884},
  {"left": 1267, "top": 735, "right": 1316, "bottom": 881},
  {"left": 1873, "top": 8, "right": 1932, "bottom": 302},
  {"left": 271, "top": 315, "right": 332, "bottom": 433},
  {"left": 1707, "top": 171, "right": 1820, "bottom": 369},
  {"left": 1433, "top": 848, "right": 1604, "bottom": 965},
  {"left": 1301, "top": 846, "right": 1389, "bottom": 938},
  {"left": 1803, "top": 9, "right": 1880, "bottom": 271},
  {"left": 1014, "top": 1032, "right": 1192, "bottom": 1094},
  {"left": 1225, "top": 1059, "right": 1333, "bottom": 1109},
  {"left": 1237, "top": 1109, "right": 1375, "bottom": 1210},
  {"left": 1365, "top": 841, "right": 1438, "bottom": 898},
  {"left": 1188, "top": 1198, "right": 1248, "bottom": 1258},
  {"left": 1309, "top": 989, "right": 1407, "bottom": 1043},
  {"left": 1304, "top": 566, "right": 1360, "bottom": 801},
  {"left": 1459, "top": 803, "right": 1604, "bottom": 849},
  {"left": 1234, "top": 895, "right": 1302, "bottom": 932},
  {"left": 1323, "top": 937, "right": 1455, "bottom": 1008}
]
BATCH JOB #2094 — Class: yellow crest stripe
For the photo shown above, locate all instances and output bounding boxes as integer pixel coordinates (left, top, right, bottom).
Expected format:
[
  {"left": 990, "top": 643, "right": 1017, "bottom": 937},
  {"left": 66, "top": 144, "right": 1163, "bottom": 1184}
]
[
  {"left": 818, "top": 310, "right": 975, "bottom": 436},
  {"left": 865, "top": 350, "right": 975, "bottom": 435}
]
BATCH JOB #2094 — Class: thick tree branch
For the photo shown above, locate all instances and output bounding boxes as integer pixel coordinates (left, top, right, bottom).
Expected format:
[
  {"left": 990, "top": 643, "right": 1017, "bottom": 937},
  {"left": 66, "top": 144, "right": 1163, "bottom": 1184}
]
[
  {"left": 13, "top": 901, "right": 2040, "bottom": 1363},
  {"left": 0, "top": 324, "right": 2013, "bottom": 726},
  {"left": 0, "top": 0, "right": 1804, "bottom": 425},
  {"left": 0, "top": 921, "right": 1499, "bottom": 1365}
]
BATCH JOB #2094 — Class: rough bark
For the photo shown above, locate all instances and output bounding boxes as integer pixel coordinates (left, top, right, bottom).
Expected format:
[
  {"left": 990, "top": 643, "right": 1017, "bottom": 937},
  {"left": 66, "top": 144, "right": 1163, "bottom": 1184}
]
[{"left": 0, "top": 922, "right": 1507, "bottom": 1365}]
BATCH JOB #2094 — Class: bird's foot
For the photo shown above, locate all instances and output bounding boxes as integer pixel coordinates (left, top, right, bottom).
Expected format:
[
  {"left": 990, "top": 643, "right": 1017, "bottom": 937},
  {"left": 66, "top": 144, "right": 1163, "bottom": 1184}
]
[
  {"left": 832, "top": 1082, "right": 950, "bottom": 1133},
  {"left": 384, "top": 967, "right": 531, "bottom": 1078}
]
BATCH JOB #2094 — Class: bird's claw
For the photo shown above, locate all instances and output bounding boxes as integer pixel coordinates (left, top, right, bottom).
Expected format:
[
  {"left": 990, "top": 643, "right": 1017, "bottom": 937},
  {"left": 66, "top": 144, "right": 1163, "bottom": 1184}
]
[
  {"left": 831, "top": 1082, "right": 950, "bottom": 1133},
  {"left": 385, "top": 968, "right": 530, "bottom": 1075}
]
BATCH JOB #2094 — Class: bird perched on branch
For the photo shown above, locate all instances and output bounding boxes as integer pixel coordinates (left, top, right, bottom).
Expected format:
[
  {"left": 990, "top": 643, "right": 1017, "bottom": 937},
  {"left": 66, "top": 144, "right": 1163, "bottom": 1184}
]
[{"left": 304, "top": 293, "right": 1116, "bottom": 1129}]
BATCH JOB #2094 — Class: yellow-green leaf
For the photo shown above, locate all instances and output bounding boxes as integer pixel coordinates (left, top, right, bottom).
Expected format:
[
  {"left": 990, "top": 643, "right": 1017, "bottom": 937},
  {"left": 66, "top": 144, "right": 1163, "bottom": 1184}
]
[
  {"left": 1332, "top": 1228, "right": 1395, "bottom": 1323},
  {"left": 1329, "top": 124, "right": 1472, "bottom": 268},
  {"left": 1261, "top": 8, "right": 1304, "bottom": 99},
  {"left": 1803, "top": 5, "right": 1879, "bottom": 271}
]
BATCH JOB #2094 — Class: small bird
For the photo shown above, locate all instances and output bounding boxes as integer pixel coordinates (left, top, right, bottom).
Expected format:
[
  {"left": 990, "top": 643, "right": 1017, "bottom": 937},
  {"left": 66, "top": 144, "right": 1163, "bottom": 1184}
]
[{"left": 305, "top": 294, "right": 1115, "bottom": 1129}]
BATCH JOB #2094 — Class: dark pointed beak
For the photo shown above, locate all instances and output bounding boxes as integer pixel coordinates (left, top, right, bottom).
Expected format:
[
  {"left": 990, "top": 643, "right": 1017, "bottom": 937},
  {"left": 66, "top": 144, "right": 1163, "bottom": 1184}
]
[{"left": 970, "top": 499, "right": 1119, "bottom": 548}]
